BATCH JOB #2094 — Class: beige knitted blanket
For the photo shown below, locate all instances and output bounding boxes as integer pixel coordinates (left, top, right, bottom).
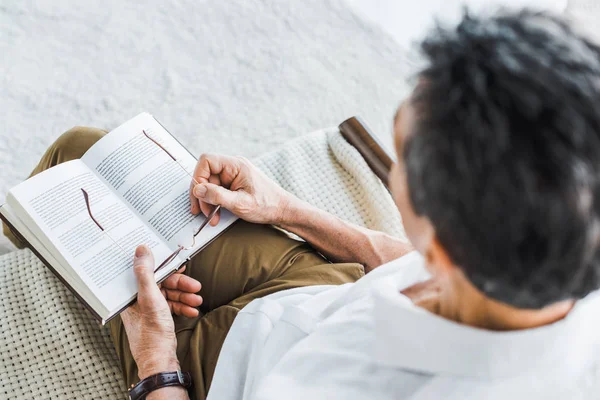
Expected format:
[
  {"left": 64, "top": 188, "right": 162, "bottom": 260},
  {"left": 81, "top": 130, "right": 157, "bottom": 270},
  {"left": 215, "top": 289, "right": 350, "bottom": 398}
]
[{"left": 0, "top": 127, "right": 404, "bottom": 399}]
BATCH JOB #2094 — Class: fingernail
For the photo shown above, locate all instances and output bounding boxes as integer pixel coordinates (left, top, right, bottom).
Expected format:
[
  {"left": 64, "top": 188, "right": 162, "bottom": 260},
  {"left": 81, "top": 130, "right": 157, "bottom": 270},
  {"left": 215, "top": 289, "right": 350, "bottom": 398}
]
[
  {"left": 135, "top": 245, "right": 149, "bottom": 259},
  {"left": 194, "top": 184, "right": 207, "bottom": 197}
]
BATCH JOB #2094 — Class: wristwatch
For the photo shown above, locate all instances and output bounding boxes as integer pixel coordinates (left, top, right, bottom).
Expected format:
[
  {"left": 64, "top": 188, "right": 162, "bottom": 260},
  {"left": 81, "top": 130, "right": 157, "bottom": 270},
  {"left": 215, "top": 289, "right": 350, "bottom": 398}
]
[{"left": 128, "top": 370, "right": 193, "bottom": 400}]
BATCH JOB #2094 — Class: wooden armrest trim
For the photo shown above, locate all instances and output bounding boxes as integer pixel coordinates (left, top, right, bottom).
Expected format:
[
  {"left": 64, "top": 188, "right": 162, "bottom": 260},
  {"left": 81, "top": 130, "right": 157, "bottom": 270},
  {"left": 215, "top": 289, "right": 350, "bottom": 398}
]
[{"left": 339, "top": 116, "right": 394, "bottom": 188}]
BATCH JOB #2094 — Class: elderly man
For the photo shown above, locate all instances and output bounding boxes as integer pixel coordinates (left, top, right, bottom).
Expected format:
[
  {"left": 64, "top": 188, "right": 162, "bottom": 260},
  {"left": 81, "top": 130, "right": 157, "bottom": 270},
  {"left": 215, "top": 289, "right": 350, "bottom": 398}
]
[{"left": 6, "top": 10, "right": 600, "bottom": 400}]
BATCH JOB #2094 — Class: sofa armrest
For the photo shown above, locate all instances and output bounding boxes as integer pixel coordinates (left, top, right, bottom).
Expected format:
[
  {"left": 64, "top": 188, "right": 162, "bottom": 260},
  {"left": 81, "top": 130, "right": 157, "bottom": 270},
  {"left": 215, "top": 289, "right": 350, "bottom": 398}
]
[{"left": 338, "top": 116, "right": 395, "bottom": 189}]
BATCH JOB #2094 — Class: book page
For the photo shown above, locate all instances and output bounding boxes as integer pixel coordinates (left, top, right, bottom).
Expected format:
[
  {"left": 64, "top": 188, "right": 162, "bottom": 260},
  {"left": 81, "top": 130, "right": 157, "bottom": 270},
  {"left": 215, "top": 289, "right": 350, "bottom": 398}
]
[
  {"left": 7, "top": 160, "right": 176, "bottom": 313},
  {"left": 81, "top": 113, "right": 237, "bottom": 255}
]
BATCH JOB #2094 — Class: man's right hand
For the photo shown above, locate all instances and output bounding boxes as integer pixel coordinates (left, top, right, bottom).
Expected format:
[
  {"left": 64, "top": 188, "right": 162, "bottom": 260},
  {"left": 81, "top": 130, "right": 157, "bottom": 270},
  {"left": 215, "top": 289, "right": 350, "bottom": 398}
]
[
  {"left": 190, "top": 154, "right": 294, "bottom": 226},
  {"left": 190, "top": 154, "right": 412, "bottom": 271}
]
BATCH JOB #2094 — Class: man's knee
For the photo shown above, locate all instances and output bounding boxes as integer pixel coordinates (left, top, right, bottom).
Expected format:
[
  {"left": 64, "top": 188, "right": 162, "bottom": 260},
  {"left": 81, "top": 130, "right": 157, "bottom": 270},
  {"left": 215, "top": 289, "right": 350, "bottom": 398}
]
[{"left": 51, "top": 126, "right": 107, "bottom": 162}]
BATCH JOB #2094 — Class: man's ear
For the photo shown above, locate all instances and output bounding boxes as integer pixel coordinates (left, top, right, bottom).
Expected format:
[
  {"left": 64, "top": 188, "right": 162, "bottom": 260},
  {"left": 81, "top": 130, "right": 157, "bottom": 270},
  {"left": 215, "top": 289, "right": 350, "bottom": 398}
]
[{"left": 425, "top": 236, "right": 456, "bottom": 277}]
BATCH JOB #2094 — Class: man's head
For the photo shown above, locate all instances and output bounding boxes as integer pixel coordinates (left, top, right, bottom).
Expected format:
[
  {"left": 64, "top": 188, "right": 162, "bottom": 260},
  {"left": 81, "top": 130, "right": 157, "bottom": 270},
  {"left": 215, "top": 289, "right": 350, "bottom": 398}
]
[{"left": 390, "top": 11, "right": 600, "bottom": 309}]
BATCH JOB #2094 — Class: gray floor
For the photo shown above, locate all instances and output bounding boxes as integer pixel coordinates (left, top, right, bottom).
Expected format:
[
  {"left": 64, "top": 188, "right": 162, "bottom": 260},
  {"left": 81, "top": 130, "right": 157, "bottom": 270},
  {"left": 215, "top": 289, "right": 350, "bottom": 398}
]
[{"left": 0, "top": 0, "right": 415, "bottom": 253}]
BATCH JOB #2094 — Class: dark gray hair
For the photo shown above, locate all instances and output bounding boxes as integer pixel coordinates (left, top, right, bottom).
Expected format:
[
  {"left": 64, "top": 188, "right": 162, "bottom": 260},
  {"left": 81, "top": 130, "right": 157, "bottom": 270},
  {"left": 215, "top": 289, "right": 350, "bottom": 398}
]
[{"left": 405, "top": 10, "right": 600, "bottom": 308}]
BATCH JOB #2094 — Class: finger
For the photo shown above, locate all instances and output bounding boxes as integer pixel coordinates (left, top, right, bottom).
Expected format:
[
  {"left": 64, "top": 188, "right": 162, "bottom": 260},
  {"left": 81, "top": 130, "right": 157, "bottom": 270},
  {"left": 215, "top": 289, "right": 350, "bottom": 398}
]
[
  {"left": 162, "top": 273, "right": 202, "bottom": 293},
  {"left": 194, "top": 165, "right": 224, "bottom": 221},
  {"left": 132, "top": 245, "right": 159, "bottom": 297},
  {"left": 192, "top": 154, "right": 225, "bottom": 216},
  {"left": 193, "top": 154, "right": 224, "bottom": 183},
  {"left": 164, "top": 289, "right": 203, "bottom": 307},
  {"left": 207, "top": 175, "right": 222, "bottom": 227},
  {"left": 193, "top": 154, "right": 242, "bottom": 188},
  {"left": 190, "top": 181, "right": 200, "bottom": 215},
  {"left": 194, "top": 182, "right": 239, "bottom": 209},
  {"left": 211, "top": 207, "right": 221, "bottom": 226},
  {"left": 209, "top": 173, "right": 221, "bottom": 188},
  {"left": 199, "top": 200, "right": 215, "bottom": 220},
  {"left": 193, "top": 154, "right": 223, "bottom": 185},
  {"left": 168, "top": 300, "right": 201, "bottom": 318},
  {"left": 202, "top": 202, "right": 221, "bottom": 226}
]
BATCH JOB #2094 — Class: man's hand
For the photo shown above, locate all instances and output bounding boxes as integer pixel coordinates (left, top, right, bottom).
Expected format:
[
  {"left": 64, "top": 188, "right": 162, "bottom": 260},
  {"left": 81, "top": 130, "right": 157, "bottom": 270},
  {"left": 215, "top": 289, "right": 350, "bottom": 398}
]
[
  {"left": 190, "top": 154, "right": 293, "bottom": 226},
  {"left": 189, "top": 153, "right": 412, "bottom": 271},
  {"left": 121, "top": 245, "right": 202, "bottom": 380}
]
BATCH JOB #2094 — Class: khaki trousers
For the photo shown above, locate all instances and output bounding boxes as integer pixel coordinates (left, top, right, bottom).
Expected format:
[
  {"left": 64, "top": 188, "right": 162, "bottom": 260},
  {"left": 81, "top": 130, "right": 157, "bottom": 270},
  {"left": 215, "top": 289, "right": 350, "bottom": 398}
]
[{"left": 3, "top": 127, "right": 365, "bottom": 399}]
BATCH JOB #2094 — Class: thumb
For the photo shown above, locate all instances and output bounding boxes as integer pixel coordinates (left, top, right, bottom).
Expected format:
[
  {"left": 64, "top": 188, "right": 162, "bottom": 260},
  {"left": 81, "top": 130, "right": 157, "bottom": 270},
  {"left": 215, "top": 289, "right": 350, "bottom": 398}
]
[
  {"left": 194, "top": 182, "right": 239, "bottom": 208},
  {"left": 132, "top": 245, "right": 159, "bottom": 296}
]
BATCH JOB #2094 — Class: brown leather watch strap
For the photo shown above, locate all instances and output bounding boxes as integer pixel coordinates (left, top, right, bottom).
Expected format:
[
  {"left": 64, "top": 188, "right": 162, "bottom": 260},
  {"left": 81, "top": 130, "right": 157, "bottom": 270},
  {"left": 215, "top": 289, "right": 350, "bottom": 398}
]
[{"left": 128, "top": 370, "right": 193, "bottom": 400}]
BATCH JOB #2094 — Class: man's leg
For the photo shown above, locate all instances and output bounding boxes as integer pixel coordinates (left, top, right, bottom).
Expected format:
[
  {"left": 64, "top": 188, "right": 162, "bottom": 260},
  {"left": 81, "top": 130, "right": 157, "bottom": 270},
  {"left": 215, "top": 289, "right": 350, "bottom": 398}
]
[
  {"left": 110, "top": 221, "right": 365, "bottom": 399},
  {"left": 174, "top": 222, "right": 365, "bottom": 399},
  {"left": 18, "top": 127, "right": 364, "bottom": 399},
  {"left": 187, "top": 221, "right": 357, "bottom": 313},
  {"left": 2, "top": 126, "right": 107, "bottom": 248}
]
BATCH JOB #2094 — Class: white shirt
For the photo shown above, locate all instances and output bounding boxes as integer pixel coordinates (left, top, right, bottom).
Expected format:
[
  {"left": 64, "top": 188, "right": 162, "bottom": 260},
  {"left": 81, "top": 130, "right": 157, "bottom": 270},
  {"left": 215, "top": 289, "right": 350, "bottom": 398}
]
[{"left": 207, "top": 252, "right": 600, "bottom": 400}]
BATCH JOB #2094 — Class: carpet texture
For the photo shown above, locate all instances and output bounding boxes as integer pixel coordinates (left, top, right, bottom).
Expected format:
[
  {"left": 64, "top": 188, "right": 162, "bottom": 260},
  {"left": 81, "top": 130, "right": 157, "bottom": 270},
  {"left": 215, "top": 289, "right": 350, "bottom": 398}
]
[
  {"left": 3, "top": 0, "right": 600, "bottom": 254},
  {"left": 0, "top": 0, "right": 414, "bottom": 254}
]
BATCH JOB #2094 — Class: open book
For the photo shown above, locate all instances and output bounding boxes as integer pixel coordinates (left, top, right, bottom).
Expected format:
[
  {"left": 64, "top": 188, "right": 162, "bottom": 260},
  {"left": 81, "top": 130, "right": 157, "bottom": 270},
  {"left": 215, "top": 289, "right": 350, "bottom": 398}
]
[{"left": 0, "top": 113, "right": 238, "bottom": 324}]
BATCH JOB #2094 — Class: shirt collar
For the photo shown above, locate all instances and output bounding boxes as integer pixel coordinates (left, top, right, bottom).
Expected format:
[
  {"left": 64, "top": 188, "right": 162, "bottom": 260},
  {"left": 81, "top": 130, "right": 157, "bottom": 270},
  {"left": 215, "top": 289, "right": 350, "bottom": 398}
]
[{"left": 373, "top": 256, "right": 600, "bottom": 379}]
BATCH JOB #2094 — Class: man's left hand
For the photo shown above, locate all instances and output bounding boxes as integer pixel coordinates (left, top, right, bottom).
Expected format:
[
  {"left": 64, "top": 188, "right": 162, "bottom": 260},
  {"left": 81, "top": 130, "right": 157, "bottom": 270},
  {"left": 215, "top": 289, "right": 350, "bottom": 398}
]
[{"left": 121, "top": 245, "right": 203, "bottom": 380}]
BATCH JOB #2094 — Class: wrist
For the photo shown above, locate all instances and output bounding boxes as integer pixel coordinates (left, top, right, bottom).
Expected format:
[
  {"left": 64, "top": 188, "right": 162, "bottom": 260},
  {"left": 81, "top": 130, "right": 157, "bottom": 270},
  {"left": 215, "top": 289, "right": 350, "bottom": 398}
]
[
  {"left": 146, "top": 386, "right": 188, "bottom": 400},
  {"left": 274, "top": 192, "right": 295, "bottom": 226},
  {"left": 277, "top": 195, "right": 310, "bottom": 230},
  {"left": 131, "top": 369, "right": 192, "bottom": 400},
  {"left": 137, "top": 356, "right": 180, "bottom": 380}
]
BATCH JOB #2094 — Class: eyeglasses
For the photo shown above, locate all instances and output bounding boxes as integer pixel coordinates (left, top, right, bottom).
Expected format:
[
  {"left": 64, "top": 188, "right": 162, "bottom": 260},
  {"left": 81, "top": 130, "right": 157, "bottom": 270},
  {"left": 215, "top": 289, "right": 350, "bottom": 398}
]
[{"left": 81, "top": 130, "right": 220, "bottom": 273}]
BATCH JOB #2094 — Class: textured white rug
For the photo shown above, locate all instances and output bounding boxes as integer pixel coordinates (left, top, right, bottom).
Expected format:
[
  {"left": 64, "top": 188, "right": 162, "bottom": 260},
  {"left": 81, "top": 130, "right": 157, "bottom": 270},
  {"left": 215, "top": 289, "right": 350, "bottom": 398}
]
[{"left": 0, "top": 0, "right": 415, "bottom": 254}]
